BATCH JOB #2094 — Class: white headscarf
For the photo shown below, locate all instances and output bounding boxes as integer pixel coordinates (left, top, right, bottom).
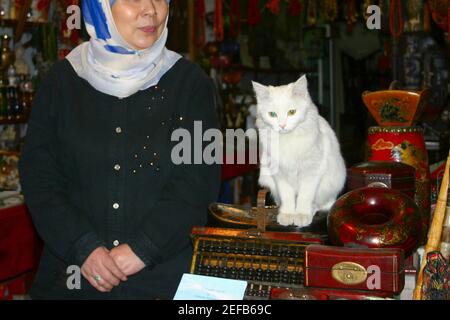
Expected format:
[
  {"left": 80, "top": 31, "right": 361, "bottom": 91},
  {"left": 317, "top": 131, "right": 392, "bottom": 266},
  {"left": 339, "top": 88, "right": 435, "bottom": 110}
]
[{"left": 66, "top": 0, "right": 181, "bottom": 98}]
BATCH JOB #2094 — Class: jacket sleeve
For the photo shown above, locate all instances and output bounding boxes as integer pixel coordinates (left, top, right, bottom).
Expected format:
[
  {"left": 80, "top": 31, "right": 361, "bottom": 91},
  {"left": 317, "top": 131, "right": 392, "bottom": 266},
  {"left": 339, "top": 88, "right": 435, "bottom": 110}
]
[
  {"left": 19, "top": 66, "right": 106, "bottom": 267},
  {"left": 127, "top": 75, "right": 221, "bottom": 268}
]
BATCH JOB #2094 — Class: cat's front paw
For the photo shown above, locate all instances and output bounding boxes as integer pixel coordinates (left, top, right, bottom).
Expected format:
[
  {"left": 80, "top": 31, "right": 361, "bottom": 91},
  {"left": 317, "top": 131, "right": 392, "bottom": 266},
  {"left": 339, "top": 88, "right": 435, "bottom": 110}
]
[
  {"left": 292, "top": 214, "right": 313, "bottom": 227},
  {"left": 277, "top": 213, "right": 298, "bottom": 226}
]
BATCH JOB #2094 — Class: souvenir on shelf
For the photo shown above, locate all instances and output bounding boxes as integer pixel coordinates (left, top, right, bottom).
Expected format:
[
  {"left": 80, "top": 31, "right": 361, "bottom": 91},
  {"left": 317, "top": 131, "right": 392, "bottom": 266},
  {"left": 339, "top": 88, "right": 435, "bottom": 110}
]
[
  {"left": 269, "top": 287, "right": 394, "bottom": 300},
  {"left": 362, "top": 82, "right": 430, "bottom": 127},
  {"left": 328, "top": 187, "right": 423, "bottom": 257},
  {"left": 366, "top": 126, "right": 431, "bottom": 243},
  {"left": 0, "top": 150, "right": 20, "bottom": 191},
  {"left": 208, "top": 190, "right": 328, "bottom": 234},
  {"left": 0, "top": 0, "right": 11, "bottom": 19},
  {"left": 405, "top": 0, "right": 424, "bottom": 32},
  {"left": 347, "top": 161, "right": 416, "bottom": 199},
  {"left": 440, "top": 192, "right": 450, "bottom": 260},
  {"left": 28, "top": 0, "right": 51, "bottom": 23},
  {"left": 190, "top": 226, "right": 324, "bottom": 300},
  {"left": 0, "top": 35, "right": 15, "bottom": 71},
  {"left": 421, "top": 251, "right": 450, "bottom": 300},
  {"left": 414, "top": 151, "right": 450, "bottom": 299},
  {"left": 304, "top": 245, "right": 405, "bottom": 294},
  {"left": 428, "top": 0, "right": 448, "bottom": 31}
]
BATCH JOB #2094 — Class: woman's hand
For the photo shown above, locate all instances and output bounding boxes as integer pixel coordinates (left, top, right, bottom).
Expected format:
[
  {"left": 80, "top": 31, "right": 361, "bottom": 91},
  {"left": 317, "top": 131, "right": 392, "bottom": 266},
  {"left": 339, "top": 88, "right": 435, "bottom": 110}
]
[
  {"left": 109, "top": 244, "right": 146, "bottom": 276},
  {"left": 81, "top": 247, "right": 128, "bottom": 293}
]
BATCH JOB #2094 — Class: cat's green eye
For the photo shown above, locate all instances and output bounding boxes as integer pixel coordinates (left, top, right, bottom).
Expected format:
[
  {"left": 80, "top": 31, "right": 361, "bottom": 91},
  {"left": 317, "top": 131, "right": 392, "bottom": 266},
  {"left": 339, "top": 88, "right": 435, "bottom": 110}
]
[
  {"left": 288, "top": 109, "right": 297, "bottom": 116},
  {"left": 268, "top": 112, "right": 278, "bottom": 118}
]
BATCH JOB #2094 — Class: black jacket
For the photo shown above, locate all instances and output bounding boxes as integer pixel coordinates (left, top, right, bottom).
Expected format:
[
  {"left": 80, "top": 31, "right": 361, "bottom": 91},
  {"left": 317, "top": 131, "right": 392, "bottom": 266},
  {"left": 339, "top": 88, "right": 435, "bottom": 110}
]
[{"left": 18, "top": 58, "right": 221, "bottom": 299}]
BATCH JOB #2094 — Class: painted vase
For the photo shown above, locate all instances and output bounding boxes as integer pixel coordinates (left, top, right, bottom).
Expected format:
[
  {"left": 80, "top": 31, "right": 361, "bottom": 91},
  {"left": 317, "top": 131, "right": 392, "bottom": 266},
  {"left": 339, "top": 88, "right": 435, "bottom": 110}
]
[
  {"left": 362, "top": 87, "right": 429, "bottom": 127},
  {"left": 367, "top": 126, "right": 431, "bottom": 244}
]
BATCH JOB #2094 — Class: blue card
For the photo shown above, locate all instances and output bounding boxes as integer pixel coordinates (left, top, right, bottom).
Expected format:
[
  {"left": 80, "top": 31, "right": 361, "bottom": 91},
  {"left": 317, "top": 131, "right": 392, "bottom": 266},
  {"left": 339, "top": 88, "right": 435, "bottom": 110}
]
[{"left": 173, "top": 274, "right": 247, "bottom": 300}]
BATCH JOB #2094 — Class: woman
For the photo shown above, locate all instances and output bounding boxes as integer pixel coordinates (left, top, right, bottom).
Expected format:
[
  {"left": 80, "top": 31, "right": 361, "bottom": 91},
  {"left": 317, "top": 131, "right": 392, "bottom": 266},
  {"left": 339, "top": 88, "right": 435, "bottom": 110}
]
[{"left": 19, "top": 0, "right": 220, "bottom": 299}]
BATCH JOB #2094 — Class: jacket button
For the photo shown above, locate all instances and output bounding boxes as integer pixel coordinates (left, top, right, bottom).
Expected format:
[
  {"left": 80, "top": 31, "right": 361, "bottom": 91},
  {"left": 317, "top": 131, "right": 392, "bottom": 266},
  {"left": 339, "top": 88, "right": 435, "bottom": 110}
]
[
  {"left": 113, "top": 203, "right": 120, "bottom": 209},
  {"left": 115, "top": 127, "right": 122, "bottom": 134},
  {"left": 114, "top": 164, "right": 121, "bottom": 171},
  {"left": 113, "top": 240, "right": 120, "bottom": 247}
]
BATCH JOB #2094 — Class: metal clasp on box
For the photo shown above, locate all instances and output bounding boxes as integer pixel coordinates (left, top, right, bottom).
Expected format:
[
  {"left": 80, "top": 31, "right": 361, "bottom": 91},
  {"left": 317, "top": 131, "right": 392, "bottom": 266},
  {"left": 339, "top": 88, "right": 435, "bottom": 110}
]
[{"left": 331, "top": 262, "right": 368, "bottom": 285}]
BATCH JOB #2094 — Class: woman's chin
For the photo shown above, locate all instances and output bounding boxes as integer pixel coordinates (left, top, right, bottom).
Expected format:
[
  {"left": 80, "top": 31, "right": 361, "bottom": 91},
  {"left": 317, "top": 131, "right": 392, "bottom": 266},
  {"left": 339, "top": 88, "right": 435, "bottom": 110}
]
[{"left": 129, "top": 38, "right": 158, "bottom": 51}]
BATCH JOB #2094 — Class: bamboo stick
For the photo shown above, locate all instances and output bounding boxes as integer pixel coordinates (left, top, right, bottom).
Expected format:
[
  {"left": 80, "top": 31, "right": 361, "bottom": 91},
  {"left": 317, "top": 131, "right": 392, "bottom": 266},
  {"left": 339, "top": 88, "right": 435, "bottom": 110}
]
[{"left": 413, "top": 149, "right": 450, "bottom": 300}]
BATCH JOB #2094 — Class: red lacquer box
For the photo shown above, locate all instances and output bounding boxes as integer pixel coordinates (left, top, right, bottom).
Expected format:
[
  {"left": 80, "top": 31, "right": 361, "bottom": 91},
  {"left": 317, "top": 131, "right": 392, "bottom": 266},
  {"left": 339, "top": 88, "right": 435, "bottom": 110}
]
[
  {"left": 347, "top": 161, "right": 416, "bottom": 198},
  {"left": 270, "top": 287, "right": 394, "bottom": 300},
  {"left": 304, "top": 245, "right": 405, "bottom": 294}
]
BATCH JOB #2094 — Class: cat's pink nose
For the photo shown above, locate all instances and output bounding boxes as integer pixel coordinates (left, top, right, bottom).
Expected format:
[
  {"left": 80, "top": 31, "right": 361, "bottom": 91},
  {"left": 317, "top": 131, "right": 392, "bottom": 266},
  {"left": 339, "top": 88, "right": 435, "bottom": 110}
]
[{"left": 280, "top": 124, "right": 286, "bottom": 129}]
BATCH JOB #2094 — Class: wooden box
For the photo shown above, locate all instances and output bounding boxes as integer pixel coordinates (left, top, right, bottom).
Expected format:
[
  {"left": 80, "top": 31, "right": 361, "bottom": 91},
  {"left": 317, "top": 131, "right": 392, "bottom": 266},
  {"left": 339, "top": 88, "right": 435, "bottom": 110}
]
[
  {"left": 347, "top": 161, "right": 415, "bottom": 198},
  {"left": 190, "top": 226, "right": 324, "bottom": 299},
  {"left": 270, "top": 287, "right": 394, "bottom": 300},
  {"left": 304, "top": 245, "right": 405, "bottom": 294}
]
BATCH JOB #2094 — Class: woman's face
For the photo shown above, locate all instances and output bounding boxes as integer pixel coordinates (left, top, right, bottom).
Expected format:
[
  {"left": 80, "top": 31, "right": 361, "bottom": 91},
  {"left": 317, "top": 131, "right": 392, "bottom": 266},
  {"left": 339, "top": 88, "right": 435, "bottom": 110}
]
[{"left": 112, "top": 0, "right": 169, "bottom": 51}]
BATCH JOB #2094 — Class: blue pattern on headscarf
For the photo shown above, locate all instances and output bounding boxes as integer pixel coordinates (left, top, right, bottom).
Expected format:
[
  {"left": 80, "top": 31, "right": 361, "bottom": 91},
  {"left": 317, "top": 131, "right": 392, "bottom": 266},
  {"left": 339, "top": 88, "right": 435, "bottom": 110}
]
[
  {"left": 82, "top": 0, "right": 111, "bottom": 41},
  {"left": 109, "top": 0, "right": 171, "bottom": 6},
  {"left": 83, "top": 0, "right": 172, "bottom": 54},
  {"left": 105, "top": 45, "right": 136, "bottom": 54}
]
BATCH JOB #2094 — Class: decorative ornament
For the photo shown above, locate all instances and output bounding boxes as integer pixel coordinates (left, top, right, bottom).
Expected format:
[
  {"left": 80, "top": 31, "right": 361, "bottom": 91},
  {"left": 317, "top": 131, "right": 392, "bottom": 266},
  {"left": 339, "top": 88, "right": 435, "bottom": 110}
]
[
  {"left": 405, "top": 0, "right": 423, "bottom": 32},
  {"left": 214, "top": 0, "right": 224, "bottom": 41},
  {"left": 363, "top": 0, "right": 372, "bottom": 21},
  {"left": 323, "top": 0, "right": 338, "bottom": 22},
  {"left": 247, "top": 0, "right": 262, "bottom": 26},
  {"left": 0, "top": 0, "right": 11, "bottom": 19},
  {"left": 288, "top": 0, "right": 302, "bottom": 17},
  {"left": 29, "top": 0, "right": 51, "bottom": 22},
  {"left": 229, "top": 0, "right": 241, "bottom": 39},
  {"left": 193, "top": 0, "right": 206, "bottom": 48},
  {"left": 427, "top": 0, "right": 448, "bottom": 31},
  {"left": 346, "top": 0, "right": 358, "bottom": 33},
  {"left": 266, "top": 0, "right": 281, "bottom": 15},
  {"left": 389, "top": 0, "right": 404, "bottom": 38},
  {"left": 307, "top": 0, "right": 317, "bottom": 26}
]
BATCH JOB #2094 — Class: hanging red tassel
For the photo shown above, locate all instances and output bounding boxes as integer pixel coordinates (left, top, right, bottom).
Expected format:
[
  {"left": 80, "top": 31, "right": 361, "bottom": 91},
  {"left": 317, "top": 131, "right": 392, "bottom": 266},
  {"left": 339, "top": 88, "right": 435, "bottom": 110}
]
[
  {"left": 214, "top": 0, "right": 224, "bottom": 41},
  {"left": 266, "top": 0, "right": 281, "bottom": 15},
  {"left": 346, "top": 0, "right": 357, "bottom": 33},
  {"left": 193, "top": 0, "right": 206, "bottom": 48},
  {"left": 247, "top": 0, "right": 262, "bottom": 26},
  {"left": 229, "top": 0, "right": 241, "bottom": 39},
  {"left": 389, "top": 0, "right": 404, "bottom": 38},
  {"left": 288, "top": 0, "right": 302, "bottom": 17}
]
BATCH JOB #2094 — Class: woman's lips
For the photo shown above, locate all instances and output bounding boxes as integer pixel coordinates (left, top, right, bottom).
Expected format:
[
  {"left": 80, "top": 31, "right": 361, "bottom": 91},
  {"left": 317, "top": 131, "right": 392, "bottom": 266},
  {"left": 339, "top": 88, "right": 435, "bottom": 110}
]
[{"left": 139, "top": 26, "right": 157, "bottom": 33}]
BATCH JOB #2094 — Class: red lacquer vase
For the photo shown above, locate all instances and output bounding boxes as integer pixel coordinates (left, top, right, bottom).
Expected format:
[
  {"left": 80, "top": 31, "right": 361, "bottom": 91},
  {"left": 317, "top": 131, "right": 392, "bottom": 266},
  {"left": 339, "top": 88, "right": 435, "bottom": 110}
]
[{"left": 367, "top": 126, "right": 431, "bottom": 244}]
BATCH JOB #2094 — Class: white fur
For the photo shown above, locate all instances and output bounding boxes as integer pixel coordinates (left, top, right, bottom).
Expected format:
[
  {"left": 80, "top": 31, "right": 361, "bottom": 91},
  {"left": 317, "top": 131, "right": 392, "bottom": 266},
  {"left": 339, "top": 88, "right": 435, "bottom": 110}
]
[{"left": 252, "top": 75, "right": 346, "bottom": 227}]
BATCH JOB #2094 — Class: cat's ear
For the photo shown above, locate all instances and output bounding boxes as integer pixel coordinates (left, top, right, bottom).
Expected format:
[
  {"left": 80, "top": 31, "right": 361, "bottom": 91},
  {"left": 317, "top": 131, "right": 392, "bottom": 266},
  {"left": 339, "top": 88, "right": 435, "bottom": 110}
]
[
  {"left": 292, "top": 75, "right": 308, "bottom": 96},
  {"left": 252, "top": 81, "right": 269, "bottom": 100}
]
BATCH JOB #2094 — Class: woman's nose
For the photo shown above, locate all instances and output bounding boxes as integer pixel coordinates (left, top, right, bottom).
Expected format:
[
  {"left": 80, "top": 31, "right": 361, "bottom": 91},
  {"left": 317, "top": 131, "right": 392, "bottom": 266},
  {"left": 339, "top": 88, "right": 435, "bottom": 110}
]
[{"left": 142, "top": 0, "right": 157, "bottom": 16}]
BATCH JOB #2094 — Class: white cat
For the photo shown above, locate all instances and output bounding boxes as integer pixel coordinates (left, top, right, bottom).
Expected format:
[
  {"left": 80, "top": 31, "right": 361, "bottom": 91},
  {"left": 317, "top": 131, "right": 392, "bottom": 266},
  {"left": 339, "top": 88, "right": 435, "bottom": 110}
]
[{"left": 252, "top": 75, "right": 346, "bottom": 227}]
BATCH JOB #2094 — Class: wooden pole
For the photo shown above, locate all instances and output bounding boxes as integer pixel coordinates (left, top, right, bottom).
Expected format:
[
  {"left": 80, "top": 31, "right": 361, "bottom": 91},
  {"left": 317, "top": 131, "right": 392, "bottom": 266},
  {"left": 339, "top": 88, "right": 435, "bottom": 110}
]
[
  {"left": 188, "top": 0, "right": 196, "bottom": 61},
  {"left": 413, "top": 149, "right": 450, "bottom": 300}
]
